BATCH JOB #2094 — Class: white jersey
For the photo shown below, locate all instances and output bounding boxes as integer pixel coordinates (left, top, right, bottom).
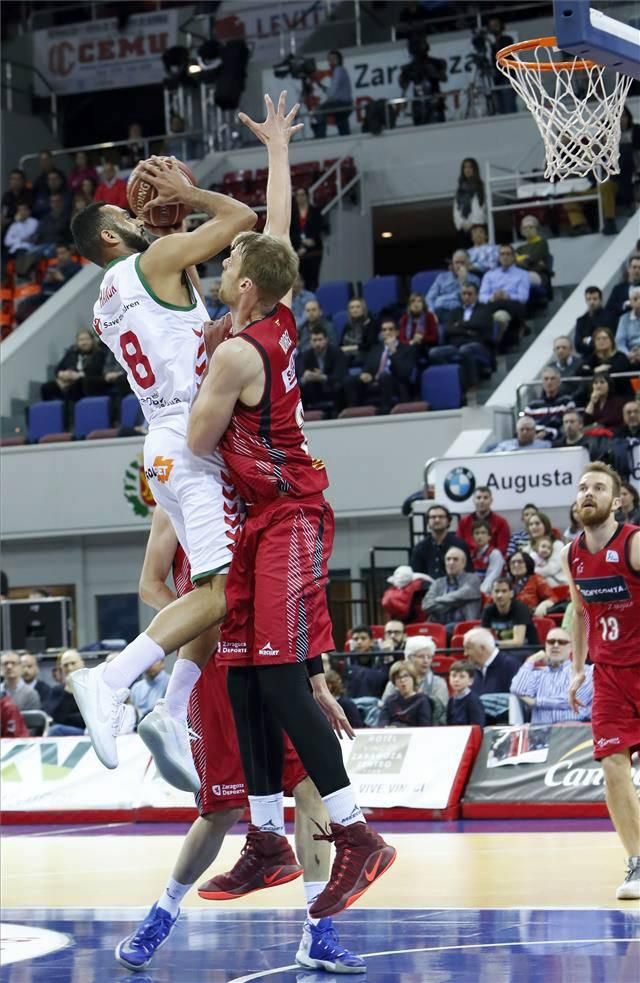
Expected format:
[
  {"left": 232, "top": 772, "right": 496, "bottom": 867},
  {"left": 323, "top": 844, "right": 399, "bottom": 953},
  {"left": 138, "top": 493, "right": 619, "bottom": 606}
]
[{"left": 93, "top": 253, "right": 209, "bottom": 431}]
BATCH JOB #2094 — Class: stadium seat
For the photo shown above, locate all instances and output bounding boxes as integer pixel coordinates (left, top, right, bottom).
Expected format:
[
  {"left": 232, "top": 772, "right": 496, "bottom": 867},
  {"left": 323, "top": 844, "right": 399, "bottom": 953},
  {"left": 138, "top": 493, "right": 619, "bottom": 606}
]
[
  {"left": 39, "top": 432, "right": 72, "bottom": 443},
  {"left": 420, "top": 365, "right": 462, "bottom": 410},
  {"left": 0, "top": 436, "right": 26, "bottom": 446},
  {"left": 362, "top": 276, "right": 399, "bottom": 315},
  {"left": 450, "top": 633, "right": 466, "bottom": 650},
  {"left": 86, "top": 428, "right": 119, "bottom": 439},
  {"left": 431, "top": 654, "right": 458, "bottom": 676},
  {"left": 410, "top": 270, "right": 444, "bottom": 296},
  {"left": 454, "top": 620, "right": 481, "bottom": 635},
  {"left": 338, "top": 406, "right": 376, "bottom": 419},
  {"left": 303, "top": 410, "right": 325, "bottom": 422},
  {"left": 533, "top": 616, "right": 555, "bottom": 644},
  {"left": 316, "top": 281, "right": 351, "bottom": 316},
  {"left": 74, "top": 397, "right": 110, "bottom": 439},
  {"left": 120, "top": 394, "right": 142, "bottom": 429},
  {"left": 331, "top": 309, "right": 349, "bottom": 343},
  {"left": 405, "top": 622, "right": 447, "bottom": 649},
  {"left": 390, "top": 401, "right": 429, "bottom": 414},
  {"left": 28, "top": 400, "right": 64, "bottom": 443}
]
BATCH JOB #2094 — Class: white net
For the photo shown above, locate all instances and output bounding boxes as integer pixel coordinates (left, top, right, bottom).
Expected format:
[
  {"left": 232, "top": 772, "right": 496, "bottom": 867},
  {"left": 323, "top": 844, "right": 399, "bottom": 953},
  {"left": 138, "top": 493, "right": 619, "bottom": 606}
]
[{"left": 497, "top": 42, "right": 633, "bottom": 182}]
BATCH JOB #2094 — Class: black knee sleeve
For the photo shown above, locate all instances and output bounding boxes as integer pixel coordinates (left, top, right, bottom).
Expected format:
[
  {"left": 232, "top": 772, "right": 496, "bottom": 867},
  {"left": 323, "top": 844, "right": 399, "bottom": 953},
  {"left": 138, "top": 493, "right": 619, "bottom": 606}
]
[{"left": 227, "top": 666, "right": 284, "bottom": 796}]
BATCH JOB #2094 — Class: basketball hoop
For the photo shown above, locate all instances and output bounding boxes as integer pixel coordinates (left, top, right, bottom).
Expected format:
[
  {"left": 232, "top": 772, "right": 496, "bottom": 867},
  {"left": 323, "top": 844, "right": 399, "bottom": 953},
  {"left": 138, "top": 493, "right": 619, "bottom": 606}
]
[{"left": 496, "top": 36, "right": 633, "bottom": 183}]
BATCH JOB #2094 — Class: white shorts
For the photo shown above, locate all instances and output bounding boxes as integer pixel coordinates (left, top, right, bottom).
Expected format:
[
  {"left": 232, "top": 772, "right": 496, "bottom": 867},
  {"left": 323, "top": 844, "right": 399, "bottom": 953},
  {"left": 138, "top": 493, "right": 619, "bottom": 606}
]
[{"left": 143, "top": 426, "right": 242, "bottom": 581}]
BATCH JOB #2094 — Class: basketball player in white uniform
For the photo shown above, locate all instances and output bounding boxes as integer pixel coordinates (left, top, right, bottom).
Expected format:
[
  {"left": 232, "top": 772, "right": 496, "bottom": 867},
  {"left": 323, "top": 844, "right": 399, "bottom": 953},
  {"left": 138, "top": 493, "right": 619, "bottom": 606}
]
[{"left": 68, "top": 167, "right": 256, "bottom": 791}]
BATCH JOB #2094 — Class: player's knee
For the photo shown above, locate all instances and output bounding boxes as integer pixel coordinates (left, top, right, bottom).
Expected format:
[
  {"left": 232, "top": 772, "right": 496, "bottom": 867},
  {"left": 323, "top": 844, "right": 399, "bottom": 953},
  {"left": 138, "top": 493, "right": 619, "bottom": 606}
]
[{"left": 193, "top": 573, "right": 228, "bottom": 622}]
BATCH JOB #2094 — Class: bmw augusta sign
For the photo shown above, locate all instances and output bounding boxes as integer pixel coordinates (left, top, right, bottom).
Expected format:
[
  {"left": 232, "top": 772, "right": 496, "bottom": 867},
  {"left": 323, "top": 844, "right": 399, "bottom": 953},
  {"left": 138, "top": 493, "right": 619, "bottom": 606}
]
[{"left": 443, "top": 466, "right": 476, "bottom": 502}]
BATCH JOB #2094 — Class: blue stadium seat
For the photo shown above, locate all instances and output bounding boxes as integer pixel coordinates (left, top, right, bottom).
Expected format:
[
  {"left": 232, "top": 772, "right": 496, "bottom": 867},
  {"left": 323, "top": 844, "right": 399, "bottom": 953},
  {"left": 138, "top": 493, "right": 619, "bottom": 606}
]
[
  {"left": 420, "top": 365, "right": 462, "bottom": 410},
  {"left": 316, "top": 281, "right": 351, "bottom": 316},
  {"left": 28, "top": 400, "right": 64, "bottom": 443},
  {"left": 411, "top": 270, "right": 445, "bottom": 296},
  {"left": 362, "top": 276, "right": 399, "bottom": 315},
  {"left": 332, "top": 310, "right": 349, "bottom": 344},
  {"left": 74, "top": 397, "right": 110, "bottom": 439},
  {"left": 120, "top": 393, "right": 142, "bottom": 429}
]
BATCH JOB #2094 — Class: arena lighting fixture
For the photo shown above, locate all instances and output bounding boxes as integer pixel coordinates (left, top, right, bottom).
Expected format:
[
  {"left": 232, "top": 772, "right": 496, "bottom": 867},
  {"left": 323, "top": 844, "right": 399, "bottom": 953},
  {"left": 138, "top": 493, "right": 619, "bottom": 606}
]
[{"left": 381, "top": 231, "right": 393, "bottom": 238}]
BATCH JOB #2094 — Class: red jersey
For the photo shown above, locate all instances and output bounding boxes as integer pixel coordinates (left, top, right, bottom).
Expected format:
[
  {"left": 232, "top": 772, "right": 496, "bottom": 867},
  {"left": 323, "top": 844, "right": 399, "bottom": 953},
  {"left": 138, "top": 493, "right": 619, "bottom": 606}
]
[
  {"left": 219, "top": 304, "right": 329, "bottom": 508},
  {"left": 569, "top": 522, "right": 640, "bottom": 667},
  {"left": 173, "top": 544, "right": 192, "bottom": 597}
]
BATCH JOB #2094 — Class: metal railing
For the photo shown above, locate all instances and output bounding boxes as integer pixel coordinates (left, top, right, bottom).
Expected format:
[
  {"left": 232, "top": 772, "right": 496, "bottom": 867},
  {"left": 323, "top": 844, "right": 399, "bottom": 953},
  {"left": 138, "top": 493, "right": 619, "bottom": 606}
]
[
  {"left": 17, "top": 131, "right": 207, "bottom": 174},
  {"left": 516, "top": 371, "right": 640, "bottom": 415}
]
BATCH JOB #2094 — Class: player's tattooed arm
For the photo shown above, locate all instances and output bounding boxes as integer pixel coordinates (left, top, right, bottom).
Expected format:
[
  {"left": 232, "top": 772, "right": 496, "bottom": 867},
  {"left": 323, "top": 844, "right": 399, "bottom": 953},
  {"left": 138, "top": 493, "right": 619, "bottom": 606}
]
[{"left": 139, "top": 507, "right": 179, "bottom": 611}]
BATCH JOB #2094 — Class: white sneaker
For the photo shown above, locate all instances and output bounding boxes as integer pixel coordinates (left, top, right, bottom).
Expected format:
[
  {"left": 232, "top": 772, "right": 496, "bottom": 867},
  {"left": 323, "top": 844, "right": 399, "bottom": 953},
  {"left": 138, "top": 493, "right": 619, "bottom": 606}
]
[
  {"left": 68, "top": 665, "right": 129, "bottom": 769},
  {"left": 617, "top": 857, "right": 640, "bottom": 900},
  {"left": 137, "top": 700, "right": 200, "bottom": 793}
]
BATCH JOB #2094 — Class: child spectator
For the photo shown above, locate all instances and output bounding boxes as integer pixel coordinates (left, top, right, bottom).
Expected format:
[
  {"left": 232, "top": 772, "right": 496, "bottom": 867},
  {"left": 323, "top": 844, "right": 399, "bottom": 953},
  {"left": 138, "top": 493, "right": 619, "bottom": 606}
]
[
  {"left": 470, "top": 519, "right": 504, "bottom": 594},
  {"left": 378, "top": 661, "right": 432, "bottom": 727},
  {"left": 446, "top": 661, "right": 485, "bottom": 725},
  {"left": 532, "top": 535, "right": 567, "bottom": 587}
]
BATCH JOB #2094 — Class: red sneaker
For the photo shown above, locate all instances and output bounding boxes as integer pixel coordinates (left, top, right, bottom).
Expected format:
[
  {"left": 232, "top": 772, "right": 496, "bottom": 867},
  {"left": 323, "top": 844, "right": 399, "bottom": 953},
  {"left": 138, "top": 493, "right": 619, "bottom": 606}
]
[
  {"left": 198, "top": 825, "right": 303, "bottom": 901},
  {"left": 309, "top": 821, "right": 397, "bottom": 918}
]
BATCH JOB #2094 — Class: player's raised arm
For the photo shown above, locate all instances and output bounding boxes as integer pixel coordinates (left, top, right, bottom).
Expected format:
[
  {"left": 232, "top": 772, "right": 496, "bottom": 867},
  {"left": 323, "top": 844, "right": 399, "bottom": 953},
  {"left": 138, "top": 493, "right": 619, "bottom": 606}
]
[
  {"left": 139, "top": 507, "right": 179, "bottom": 611},
  {"left": 138, "top": 158, "right": 257, "bottom": 276}
]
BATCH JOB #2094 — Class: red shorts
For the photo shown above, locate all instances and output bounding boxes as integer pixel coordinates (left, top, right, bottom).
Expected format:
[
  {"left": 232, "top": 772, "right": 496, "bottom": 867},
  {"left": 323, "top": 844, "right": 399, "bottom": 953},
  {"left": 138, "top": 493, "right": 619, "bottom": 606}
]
[
  {"left": 591, "top": 663, "right": 640, "bottom": 760},
  {"left": 188, "top": 658, "right": 307, "bottom": 815},
  {"left": 218, "top": 495, "right": 335, "bottom": 667}
]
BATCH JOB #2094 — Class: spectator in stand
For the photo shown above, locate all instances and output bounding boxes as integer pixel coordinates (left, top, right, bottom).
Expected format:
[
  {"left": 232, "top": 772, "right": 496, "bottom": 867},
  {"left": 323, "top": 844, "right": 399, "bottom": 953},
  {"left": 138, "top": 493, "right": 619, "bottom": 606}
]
[
  {"left": 479, "top": 243, "right": 530, "bottom": 348},
  {"left": 31, "top": 151, "right": 67, "bottom": 214},
  {"left": 164, "top": 112, "right": 196, "bottom": 158},
  {"left": 1, "top": 169, "right": 32, "bottom": 235},
  {"left": 378, "top": 660, "right": 432, "bottom": 727},
  {"left": 120, "top": 121, "right": 146, "bottom": 170},
  {"left": 68, "top": 151, "right": 99, "bottom": 194},
  {"left": 344, "top": 626, "right": 388, "bottom": 723},
  {"left": 398, "top": 292, "right": 438, "bottom": 354},
  {"left": 598, "top": 106, "right": 640, "bottom": 234},
  {"left": 548, "top": 335, "right": 583, "bottom": 389},
  {"left": 3, "top": 203, "right": 39, "bottom": 267},
  {"left": 297, "top": 298, "right": 335, "bottom": 353},
  {"left": 35, "top": 193, "right": 72, "bottom": 256},
  {"left": 379, "top": 620, "right": 408, "bottom": 654},
  {"left": 0, "top": 693, "right": 30, "bottom": 738},
  {"left": 510, "top": 628, "right": 594, "bottom": 723},
  {"left": 41, "top": 328, "right": 106, "bottom": 403},
  {"left": 615, "top": 286, "right": 640, "bottom": 355},
  {"left": 533, "top": 535, "right": 567, "bottom": 588},
  {"left": 290, "top": 273, "right": 315, "bottom": 327},
  {"left": 452, "top": 158, "right": 486, "bottom": 246},
  {"left": 580, "top": 328, "right": 634, "bottom": 399},
  {"left": 515, "top": 215, "right": 552, "bottom": 291},
  {"left": 33, "top": 170, "right": 71, "bottom": 221},
  {"left": 343, "top": 319, "right": 416, "bottom": 414},
  {"left": 467, "top": 224, "right": 499, "bottom": 276},
  {"left": 410, "top": 504, "right": 472, "bottom": 580},
  {"left": 290, "top": 187, "right": 324, "bottom": 289},
  {"left": 71, "top": 192, "right": 90, "bottom": 221},
  {"left": 325, "top": 669, "right": 363, "bottom": 729},
  {"left": 98, "top": 348, "right": 132, "bottom": 402},
  {"left": 426, "top": 250, "right": 479, "bottom": 324},
  {"left": 481, "top": 577, "right": 539, "bottom": 651},
  {"left": 340, "top": 297, "right": 379, "bottom": 368},
  {"left": 0, "top": 650, "right": 41, "bottom": 712},
  {"left": 94, "top": 161, "right": 128, "bottom": 210},
  {"left": 378, "top": 636, "right": 448, "bottom": 724},
  {"left": 422, "top": 546, "right": 482, "bottom": 633},
  {"left": 564, "top": 502, "right": 583, "bottom": 542},
  {"left": 487, "top": 16, "right": 517, "bottom": 114},
  {"left": 507, "top": 551, "right": 555, "bottom": 617},
  {"left": 583, "top": 372, "right": 627, "bottom": 429},
  {"left": 381, "top": 565, "right": 432, "bottom": 623},
  {"left": 430, "top": 281, "right": 495, "bottom": 389},
  {"left": 615, "top": 400, "right": 640, "bottom": 440},
  {"left": 205, "top": 279, "right": 229, "bottom": 320},
  {"left": 469, "top": 519, "right": 504, "bottom": 594},
  {"left": 45, "top": 649, "right": 86, "bottom": 736},
  {"left": 20, "top": 653, "right": 51, "bottom": 706},
  {"left": 606, "top": 254, "right": 640, "bottom": 320},
  {"left": 446, "top": 661, "right": 485, "bottom": 726},
  {"left": 313, "top": 49, "right": 352, "bottom": 138},
  {"left": 492, "top": 414, "right": 552, "bottom": 453},
  {"left": 574, "top": 285, "right": 618, "bottom": 357},
  {"left": 524, "top": 366, "right": 576, "bottom": 441},
  {"left": 464, "top": 626, "right": 519, "bottom": 724},
  {"left": 457, "top": 486, "right": 510, "bottom": 555},
  {"left": 522, "top": 512, "right": 563, "bottom": 568},
  {"left": 41, "top": 243, "right": 81, "bottom": 298},
  {"left": 616, "top": 481, "right": 640, "bottom": 525},
  {"left": 80, "top": 177, "right": 97, "bottom": 205},
  {"left": 296, "top": 324, "right": 347, "bottom": 413},
  {"left": 553, "top": 410, "right": 596, "bottom": 456},
  {"left": 130, "top": 657, "right": 169, "bottom": 721},
  {"left": 506, "top": 504, "right": 540, "bottom": 557}
]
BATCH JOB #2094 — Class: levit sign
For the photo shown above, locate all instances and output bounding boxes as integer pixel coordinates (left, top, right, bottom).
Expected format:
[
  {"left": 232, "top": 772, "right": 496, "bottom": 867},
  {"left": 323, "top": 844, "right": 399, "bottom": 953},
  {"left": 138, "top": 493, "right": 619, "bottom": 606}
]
[{"left": 432, "top": 447, "right": 589, "bottom": 513}]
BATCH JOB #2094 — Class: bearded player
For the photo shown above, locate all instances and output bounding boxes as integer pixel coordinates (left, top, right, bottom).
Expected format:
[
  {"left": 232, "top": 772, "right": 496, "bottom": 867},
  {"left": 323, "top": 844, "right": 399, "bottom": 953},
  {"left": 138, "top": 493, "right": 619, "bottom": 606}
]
[
  {"left": 115, "top": 506, "right": 365, "bottom": 974},
  {"left": 186, "top": 96, "right": 396, "bottom": 919},
  {"left": 564, "top": 462, "right": 640, "bottom": 900}
]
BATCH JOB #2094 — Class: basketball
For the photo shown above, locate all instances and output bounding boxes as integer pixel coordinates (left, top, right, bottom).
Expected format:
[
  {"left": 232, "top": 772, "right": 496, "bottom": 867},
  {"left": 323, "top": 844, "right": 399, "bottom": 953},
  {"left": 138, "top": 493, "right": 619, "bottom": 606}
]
[{"left": 127, "top": 158, "right": 196, "bottom": 228}]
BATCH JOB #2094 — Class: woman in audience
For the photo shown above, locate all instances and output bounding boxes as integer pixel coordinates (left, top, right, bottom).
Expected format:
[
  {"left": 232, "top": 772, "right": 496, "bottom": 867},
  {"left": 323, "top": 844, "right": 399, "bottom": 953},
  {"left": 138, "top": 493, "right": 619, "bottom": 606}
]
[
  {"left": 290, "top": 186, "right": 324, "bottom": 290},
  {"left": 507, "top": 551, "right": 555, "bottom": 617},
  {"left": 617, "top": 481, "right": 640, "bottom": 525},
  {"left": 563, "top": 502, "right": 583, "bottom": 542},
  {"left": 506, "top": 503, "right": 540, "bottom": 556},
  {"left": 580, "top": 328, "right": 633, "bottom": 398},
  {"left": 515, "top": 215, "right": 552, "bottom": 290},
  {"left": 378, "top": 661, "right": 432, "bottom": 727},
  {"left": 452, "top": 158, "right": 486, "bottom": 246},
  {"left": 68, "top": 151, "right": 99, "bottom": 194},
  {"left": 522, "top": 512, "right": 566, "bottom": 586},
  {"left": 40, "top": 328, "right": 105, "bottom": 403},
  {"left": 583, "top": 372, "right": 627, "bottom": 429},
  {"left": 398, "top": 293, "right": 438, "bottom": 353}
]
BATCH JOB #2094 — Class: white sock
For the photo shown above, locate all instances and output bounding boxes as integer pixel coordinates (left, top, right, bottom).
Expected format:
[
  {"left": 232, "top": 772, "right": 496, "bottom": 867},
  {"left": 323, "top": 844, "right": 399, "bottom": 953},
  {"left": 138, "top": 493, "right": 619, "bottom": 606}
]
[
  {"left": 322, "top": 786, "right": 365, "bottom": 828},
  {"left": 157, "top": 876, "right": 192, "bottom": 918},
  {"left": 304, "top": 880, "right": 327, "bottom": 924},
  {"left": 247, "top": 792, "right": 285, "bottom": 836},
  {"left": 102, "top": 633, "right": 165, "bottom": 691},
  {"left": 164, "top": 659, "right": 201, "bottom": 718}
]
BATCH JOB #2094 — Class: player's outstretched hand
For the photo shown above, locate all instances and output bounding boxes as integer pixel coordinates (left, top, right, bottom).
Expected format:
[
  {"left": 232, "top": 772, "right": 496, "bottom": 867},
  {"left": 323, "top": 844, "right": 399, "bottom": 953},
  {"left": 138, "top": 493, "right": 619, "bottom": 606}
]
[
  {"left": 310, "top": 672, "right": 356, "bottom": 741},
  {"left": 137, "top": 156, "right": 190, "bottom": 213},
  {"left": 204, "top": 312, "right": 233, "bottom": 360},
  {"left": 238, "top": 91, "right": 304, "bottom": 147},
  {"left": 568, "top": 670, "right": 586, "bottom": 712}
]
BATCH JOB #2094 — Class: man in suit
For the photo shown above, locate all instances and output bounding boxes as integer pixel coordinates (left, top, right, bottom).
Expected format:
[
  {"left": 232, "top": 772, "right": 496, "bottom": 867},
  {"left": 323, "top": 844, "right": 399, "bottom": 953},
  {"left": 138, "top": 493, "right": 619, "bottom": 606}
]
[
  {"left": 343, "top": 319, "right": 416, "bottom": 414},
  {"left": 20, "top": 653, "right": 51, "bottom": 706},
  {"left": 428, "top": 281, "right": 494, "bottom": 388},
  {"left": 463, "top": 626, "right": 519, "bottom": 724},
  {"left": 296, "top": 325, "right": 347, "bottom": 415}
]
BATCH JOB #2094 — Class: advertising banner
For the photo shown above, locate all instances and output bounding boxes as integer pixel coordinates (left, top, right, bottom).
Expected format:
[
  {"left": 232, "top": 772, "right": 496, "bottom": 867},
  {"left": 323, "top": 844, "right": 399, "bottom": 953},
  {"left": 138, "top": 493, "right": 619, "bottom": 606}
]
[
  {"left": 216, "top": 1, "right": 326, "bottom": 63},
  {"left": 464, "top": 723, "right": 640, "bottom": 812},
  {"left": 33, "top": 10, "right": 178, "bottom": 96},
  {"left": 432, "top": 447, "right": 589, "bottom": 514},
  {"left": 630, "top": 443, "right": 640, "bottom": 495}
]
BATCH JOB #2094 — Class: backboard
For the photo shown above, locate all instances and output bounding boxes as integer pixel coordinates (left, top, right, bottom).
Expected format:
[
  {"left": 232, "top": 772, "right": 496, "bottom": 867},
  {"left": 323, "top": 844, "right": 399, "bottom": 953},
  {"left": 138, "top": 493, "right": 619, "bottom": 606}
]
[{"left": 554, "top": 1, "right": 640, "bottom": 79}]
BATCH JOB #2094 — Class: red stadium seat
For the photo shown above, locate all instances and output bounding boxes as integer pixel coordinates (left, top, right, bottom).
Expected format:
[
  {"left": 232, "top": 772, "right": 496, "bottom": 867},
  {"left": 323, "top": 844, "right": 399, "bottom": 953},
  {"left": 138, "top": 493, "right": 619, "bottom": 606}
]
[
  {"left": 450, "top": 633, "right": 465, "bottom": 650},
  {"left": 0, "top": 436, "right": 26, "bottom": 446},
  {"left": 338, "top": 406, "right": 376, "bottom": 419},
  {"left": 533, "top": 616, "right": 555, "bottom": 644},
  {"left": 86, "top": 428, "right": 119, "bottom": 439},
  {"left": 390, "top": 401, "right": 429, "bottom": 414},
  {"left": 431, "top": 654, "right": 458, "bottom": 676},
  {"left": 303, "top": 409, "right": 325, "bottom": 421},
  {"left": 39, "top": 432, "right": 72, "bottom": 443},
  {"left": 405, "top": 622, "right": 447, "bottom": 649},
  {"left": 454, "top": 620, "right": 481, "bottom": 636}
]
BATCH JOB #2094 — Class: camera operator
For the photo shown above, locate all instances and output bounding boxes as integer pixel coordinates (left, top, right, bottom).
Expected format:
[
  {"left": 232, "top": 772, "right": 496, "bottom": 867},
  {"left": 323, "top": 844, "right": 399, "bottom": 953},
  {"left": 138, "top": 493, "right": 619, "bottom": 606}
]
[
  {"left": 313, "top": 49, "right": 353, "bottom": 139},
  {"left": 487, "top": 15, "right": 517, "bottom": 115},
  {"left": 399, "top": 37, "right": 447, "bottom": 126}
]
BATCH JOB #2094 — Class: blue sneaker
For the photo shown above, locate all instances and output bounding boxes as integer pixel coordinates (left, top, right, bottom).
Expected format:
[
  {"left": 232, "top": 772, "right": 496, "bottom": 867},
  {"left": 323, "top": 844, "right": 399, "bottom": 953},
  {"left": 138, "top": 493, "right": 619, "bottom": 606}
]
[
  {"left": 115, "top": 903, "right": 179, "bottom": 972},
  {"left": 296, "top": 918, "right": 366, "bottom": 974}
]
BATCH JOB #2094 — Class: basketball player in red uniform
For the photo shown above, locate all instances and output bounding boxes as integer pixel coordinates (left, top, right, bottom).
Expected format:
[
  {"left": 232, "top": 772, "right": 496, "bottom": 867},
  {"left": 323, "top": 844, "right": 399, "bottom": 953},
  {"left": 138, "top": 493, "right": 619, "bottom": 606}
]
[
  {"left": 563, "top": 462, "right": 640, "bottom": 900},
  {"left": 186, "top": 94, "right": 396, "bottom": 919},
  {"left": 116, "top": 507, "right": 365, "bottom": 974}
]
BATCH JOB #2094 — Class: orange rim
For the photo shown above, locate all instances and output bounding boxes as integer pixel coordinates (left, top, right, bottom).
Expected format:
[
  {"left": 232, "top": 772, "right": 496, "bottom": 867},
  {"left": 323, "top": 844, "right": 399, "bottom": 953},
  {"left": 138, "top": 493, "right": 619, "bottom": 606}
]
[{"left": 496, "top": 36, "right": 597, "bottom": 72}]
